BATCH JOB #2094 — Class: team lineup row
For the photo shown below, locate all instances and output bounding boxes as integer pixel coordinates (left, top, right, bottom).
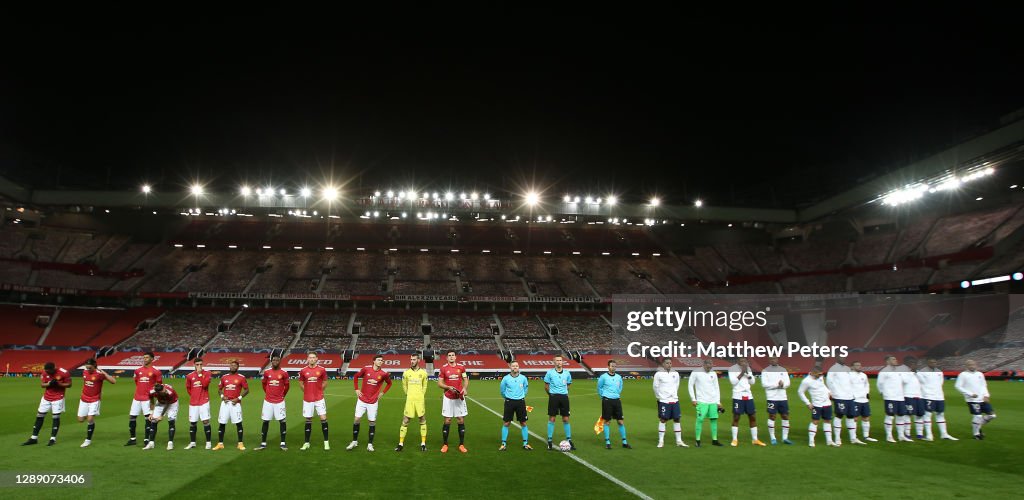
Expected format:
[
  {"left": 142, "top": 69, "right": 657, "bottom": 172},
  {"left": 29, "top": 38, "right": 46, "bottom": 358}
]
[{"left": 21, "top": 352, "right": 998, "bottom": 451}]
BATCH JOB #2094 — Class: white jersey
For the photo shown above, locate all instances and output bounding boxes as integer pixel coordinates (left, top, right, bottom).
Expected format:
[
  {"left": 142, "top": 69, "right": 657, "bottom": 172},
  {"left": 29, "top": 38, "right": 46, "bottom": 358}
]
[
  {"left": 876, "top": 365, "right": 905, "bottom": 401},
  {"left": 954, "top": 370, "right": 989, "bottom": 403},
  {"left": 825, "top": 363, "right": 854, "bottom": 400},
  {"left": 798, "top": 376, "right": 832, "bottom": 408},
  {"left": 652, "top": 369, "right": 681, "bottom": 403},
  {"left": 849, "top": 371, "right": 870, "bottom": 404},
  {"left": 902, "top": 367, "right": 923, "bottom": 398},
  {"left": 727, "top": 365, "right": 756, "bottom": 399},
  {"left": 916, "top": 366, "right": 945, "bottom": 401},
  {"left": 688, "top": 370, "right": 721, "bottom": 405},
  {"left": 760, "top": 365, "right": 790, "bottom": 401}
]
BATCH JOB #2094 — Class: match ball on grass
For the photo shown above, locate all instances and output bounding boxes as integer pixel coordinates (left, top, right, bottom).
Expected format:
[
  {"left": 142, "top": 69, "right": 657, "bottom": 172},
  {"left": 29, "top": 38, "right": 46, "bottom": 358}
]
[{"left": 558, "top": 440, "right": 572, "bottom": 452}]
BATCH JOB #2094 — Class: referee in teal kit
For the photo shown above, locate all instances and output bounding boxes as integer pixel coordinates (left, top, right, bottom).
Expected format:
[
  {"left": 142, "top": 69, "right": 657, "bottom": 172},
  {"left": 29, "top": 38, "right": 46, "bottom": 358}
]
[
  {"left": 597, "top": 360, "right": 631, "bottom": 449},
  {"left": 544, "top": 355, "right": 573, "bottom": 450},
  {"left": 499, "top": 361, "right": 532, "bottom": 451}
]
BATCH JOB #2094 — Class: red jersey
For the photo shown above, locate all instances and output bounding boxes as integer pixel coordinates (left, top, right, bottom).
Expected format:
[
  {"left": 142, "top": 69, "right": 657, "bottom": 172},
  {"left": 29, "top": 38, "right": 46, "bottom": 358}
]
[
  {"left": 439, "top": 364, "right": 466, "bottom": 400},
  {"left": 185, "top": 370, "right": 212, "bottom": 405},
  {"left": 80, "top": 369, "right": 106, "bottom": 403},
  {"left": 41, "top": 367, "right": 71, "bottom": 401},
  {"left": 299, "top": 365, "right": 327, "bottom": 402},
  {"left": 150, "top": 384, "right": 178, "bottom": 405},
  {"left": 353, "top": 366, "right": 393, "bottom": 404},
  {"left": 133, "top": 366, "right": 162, "bottom": 401},
  {"left": 219, "top": 373, "right": 249, "bottom": 401},
  {"left": 262, "top": 368, "right": 290, "bottom": 403}
]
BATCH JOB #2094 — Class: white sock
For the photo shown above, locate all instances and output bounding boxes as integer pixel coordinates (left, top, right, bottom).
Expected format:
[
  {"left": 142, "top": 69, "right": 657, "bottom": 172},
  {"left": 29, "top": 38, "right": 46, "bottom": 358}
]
[
  {"left": 915, "top": 417, "right": 923, "bottom": 437},
  {"left": 750, "top": 427, "right": 758, "bottom": 442},
  {"left": 731, "top": 426, "right": 738, "bottom": 441},
  {"left": 847, "top": 420, "right": 857, "bottom": 440},
  {"left": 923, "top": 416, "right": 933, "bottom": 438},
  {"left": 972, "top": 415, "right": 983, "bottom": 435},
  {"left": 936, "top": 413, "right": 948, "bottom": 436},
  {"left": 658, "top": 422, "right": 665, "bottom": 443},
  {"left": 767, "top": 419, "right": 776, "bottom": 440},
  {"left": 782, "top": 419, "right": 790, "bottom": 440},
  {"left": 673, "top": 422, "right": 682, "bottom": 442},
  {"left": 833, "top": 419, "right": 842, "bottom": 442},
  {"left": 884, "top": 416, "right": 894, "bottom": 438},
  {"left": 861, "top": 420, "right": 871, "bottom": 438},
  {"left": 808, "top": 423, "right": 816, "bottom": 445},
  {"left": 824, "top": 423, "right": 834, "bottom": 445}
]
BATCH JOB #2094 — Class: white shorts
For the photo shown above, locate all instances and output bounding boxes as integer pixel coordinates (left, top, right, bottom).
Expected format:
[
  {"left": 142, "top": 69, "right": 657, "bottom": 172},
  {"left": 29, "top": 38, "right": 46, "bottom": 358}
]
[
  {"left": 129, "top": 399, "right": 152, "bottom": 417},
  {"left": 38, "top": 397, "right": 65, "bottom": 415},
  {"left": 153, "top": 401, "right": 179, "bottom": 420},
  {"left": 189, "top": 403, "right": 211, "bottom": 423},
  {"left": 262, "top": 401, "right": 287, "bottom": 421},
  {"left": 218, "top": 401, "right": 244, "bottom": 424},
  {"left": 77, "top": 400, "right": 101, "bottom": 418},
  {"left": 355, "top": 400, "right": 379, "bottom": 421},
  {"left": 441, "top": 397, "right": 468, "bottom": 418},
  {"left": 302, "top": 399, "right": 327, "bottom": 418}
]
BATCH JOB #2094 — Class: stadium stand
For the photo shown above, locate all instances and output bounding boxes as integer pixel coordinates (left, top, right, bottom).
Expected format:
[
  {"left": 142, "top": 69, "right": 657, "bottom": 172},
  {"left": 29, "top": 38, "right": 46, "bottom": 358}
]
[
  {"left": 0, "top": 305, "right": 53, "bottom": 345},
  {"left": 120, "top": 310, "right": 229, "bottom": 349},
  {"left": 924, "top": 205, "right": 1019, "bottom": 255},
  {"left": 545, "top": 314, "right": 620, "bottom": 352},
  {"left": 207, "top": 310, "right": 301, "bottom": 350},
  {"left": 358, "top": 313, "right": 421, "bottom": 336}
]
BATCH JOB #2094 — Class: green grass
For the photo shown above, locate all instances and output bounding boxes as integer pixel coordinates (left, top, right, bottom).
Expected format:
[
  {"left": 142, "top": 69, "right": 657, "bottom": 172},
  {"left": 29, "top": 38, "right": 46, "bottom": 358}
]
[{"left": 0, "top": 376, "right": 1020, "bottom": 499}]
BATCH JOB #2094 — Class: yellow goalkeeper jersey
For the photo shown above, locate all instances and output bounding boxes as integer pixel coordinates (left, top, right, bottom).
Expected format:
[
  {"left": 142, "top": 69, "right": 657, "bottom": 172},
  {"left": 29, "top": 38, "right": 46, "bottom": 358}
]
[{"left": 403, "top": 367, "right": 428, "bottom": 401}]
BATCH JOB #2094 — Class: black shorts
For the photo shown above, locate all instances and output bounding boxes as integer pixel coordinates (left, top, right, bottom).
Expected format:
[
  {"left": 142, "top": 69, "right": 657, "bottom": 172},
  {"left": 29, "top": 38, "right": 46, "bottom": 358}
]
[
  {"left": 601, "top": 398, "right": 623, "bottom": 421},
  {"left": 548, "top": 394, "right": 571, "bottom": 417},
  {"left": 503, "top": 399, "right": 528, "bottom": 423}
]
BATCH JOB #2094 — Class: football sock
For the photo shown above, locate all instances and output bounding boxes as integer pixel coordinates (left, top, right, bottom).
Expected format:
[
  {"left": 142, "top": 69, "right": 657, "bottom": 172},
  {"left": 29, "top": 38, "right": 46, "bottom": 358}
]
[
  {"left": 352, "top": 423, "right": 360, "bottom": 442},
  {"left": 279, "top": 421, "right": 287, "bottom": 443},
  {"left": 521, "top": 425, "right": 529, "bottom": 444},
  {"left": 673, "top": 422, "right": 682, "bottom": 442},
  {"left": 731, "top": 426, "right": 738, "bottom": 441},
  {"left": 204, "top": 424, "right": 212, "bottom": 442},
  {"left": 190, "top": 423, "right": 198, "bottom": 443},
  {"left": 304, "top": 422, "right": 312, "bottom": 443},
  {"left": 619, "top": 424, "right": 627, "bottom": 443},
  {"left": 547, "top": 422, "right": 554, "bottom": 440},
  {"left": 86, "top": 422, "right": 95, "bottom": 440},
  {"left": 32, "top": 415, "right": 44, "bottom": 438},
  {"left": 420, "top": 423, "right": 427, "bottom": 444},
  {"left": 168, "top": 420, "right": 176, "bottom": 441},
  {"left": 321, "top": 421, "right": 328, "bottom": 440},
  {"left": 368, "top": 425, "right": 376, "bottom": 444},
  {"left": 767, "top": 419, "right": 776, "bottom": 440},
  {"left": 442, "top": 424, "right": 450, "bottom": 444},
  {"left": 658, "top": 422, "right": 666, "bottom": 443},
  {"left": 50, "top": 415, "right": 61, "bottom": 439},
  {"left": 128, "top": 416, "right": 137, "bottom": 439},
  {"left": 458, "top": 423, "right": 465, "bottom": 445},
  {"left": 399, "top": 424, "right": 408, "bottom": 445},
  {"left": 501, "top": 425, "right": 509, "bottom": 444},
  {"left": 781, "top": 419, "right": 790, "bottom": 441},
  {"left": 808, "top": 423, "right": 816, "bottom": 445},
  {"left": 261, "top": 421, "right": 269, "bottom": 443},
  {"left": 218, "top": 424, "right": 226, "bottom": 443}
]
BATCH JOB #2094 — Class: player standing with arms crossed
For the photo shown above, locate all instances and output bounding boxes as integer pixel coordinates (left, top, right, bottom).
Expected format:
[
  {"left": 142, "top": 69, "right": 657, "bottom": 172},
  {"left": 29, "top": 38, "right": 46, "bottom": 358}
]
[
  {"left": 184, "top": 358, "right": 213, "bottom": 450},
  {"left": 688, "top": 358, "right": 723, "bottom": 447},
  {"left": 23, "top": 361, "right": 71, "bottom": 446},
  {"left": 396, "top": 353, "right": 428, "bottom": 452},
  {"left": 348, "top": 354, "right": 393, "bottom": 451},
  {"left": 798, "top": 366, "right": 836, "bottom": 447},
  {"left": 499, "top": 360, "right": 532, "bottom": 451},
  {"left": 954, "top": 359, "right": 996, "bottom": 440},
  {"left": 917, "top": 358, "right": 957, "bottom": 441},
  {"left": 849, "top": 361, "right": 877, "bottom": 442},
  {"left": 213, "top": 360, "right": 249, "bottom": 451},
  {"left": 760, "top": 356, "right": 792, "bottom": 445},
  {"left": 78, "top": 358, "right": 115, "bottom": 448},
  {"left": 299, "top": 352, "right": 330, "bottom": 450},
  {"left": 597, "top": 360, "right": 631, "bottom": 449},
  {"left": 437, "top": 350, "right": 469, "bottom": 453},
  {"left": 652, "top": 358, "right": 687, "bottom": 448},
  {"left": 544, "top": 354, "right": 573, "bottom": 451},
  {"left": 257, "top": 354, "right": 290, "bottom": 451},
  {"left": 126, "top": 352, "right": 161, "bottom": 447},
  {"left": 146, "top": 383, "right": 179, "bottom": 450},
  {"left": 728, "top": 358, "right": 765, "bottom": 447}
]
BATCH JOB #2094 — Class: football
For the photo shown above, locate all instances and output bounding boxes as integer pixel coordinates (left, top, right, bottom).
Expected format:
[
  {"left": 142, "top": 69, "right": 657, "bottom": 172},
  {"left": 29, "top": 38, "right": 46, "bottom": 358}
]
[{"left": 558, "top": 440, "right": 572, "bottom": 452}]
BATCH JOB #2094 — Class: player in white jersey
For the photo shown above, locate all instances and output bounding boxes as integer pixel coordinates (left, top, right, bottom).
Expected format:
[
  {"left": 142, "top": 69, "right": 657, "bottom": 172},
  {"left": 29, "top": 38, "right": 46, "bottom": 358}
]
[
  {"left": 876, "top": 356, "right": 911, "bottom": 442},
  {"left": 849, "top": 361, "right": 877, "bottom": 442},
  {"left": 917, "top": 358, "right": 957, "bottom": 441},
  {"left": 954, "top": 359, "right": 996, "bottom": 440},
  {"left": 652, "top": 358, "right": 687, "bottom": 447},
  {"left": 902, "top": 357, "right": 927, "bottom": 440},
  {"left": 727, "top": 358, "right": 766, "bottom": 447},
  {"left": 798, "top": 366, "right": 836, "bottom": 447},
  {"left": 826, "top": 356, "right": 862, "bottom": 445},
  {"left": 760, "top": 356, "right": 792, "bottom": 445}
]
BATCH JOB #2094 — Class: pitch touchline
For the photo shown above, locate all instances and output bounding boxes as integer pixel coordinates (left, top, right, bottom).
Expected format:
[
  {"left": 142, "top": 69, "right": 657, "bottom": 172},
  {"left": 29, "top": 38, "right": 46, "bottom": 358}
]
[{"left": 466, "top": 395, "right": 654, "bottom": 500}]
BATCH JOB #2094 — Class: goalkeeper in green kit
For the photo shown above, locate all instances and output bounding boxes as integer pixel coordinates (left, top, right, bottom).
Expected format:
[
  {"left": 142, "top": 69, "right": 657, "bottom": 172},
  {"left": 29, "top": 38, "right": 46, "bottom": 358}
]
[{"left": 688, "top": 359, "right": 724, "bottom": 447}]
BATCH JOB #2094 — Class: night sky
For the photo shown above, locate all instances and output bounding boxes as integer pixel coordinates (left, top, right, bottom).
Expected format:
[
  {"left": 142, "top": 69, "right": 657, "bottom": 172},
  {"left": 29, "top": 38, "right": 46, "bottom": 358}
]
[{"left": 2, "top": 12, "right": 1022, "bottom": 208}]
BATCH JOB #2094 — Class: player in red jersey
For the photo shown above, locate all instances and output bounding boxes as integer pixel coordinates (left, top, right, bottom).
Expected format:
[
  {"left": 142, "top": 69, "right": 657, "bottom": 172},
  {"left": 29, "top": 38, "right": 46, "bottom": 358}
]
[
  {"left": 437, "top": 350, "right": 469, "bottom": 453},
  {"left": 184, "top": 358, "right": 213, "bottom": 450},
  {"left": 23, "top": 362, "right": 72, "bottom": 446},
  {"left": 346, "top": 354, "right": 393, "bottom": 451},
  {"left": 257, "top": 354, "right": 290, "bottom": 451},
  {"left": 213, "top": 360, "right": 249, "bottom": 451},
  {"left": 127, "top": 352, "right": 163, "bottom": 447},
  {"left": 146, "top": 383, "right": 179, "bottom": 450},
  {"left": 299, "top": 352, "right": 330, "bottom": 450},
  {"left": 77, "top": 358, "right": 116, "bottom": 448}
]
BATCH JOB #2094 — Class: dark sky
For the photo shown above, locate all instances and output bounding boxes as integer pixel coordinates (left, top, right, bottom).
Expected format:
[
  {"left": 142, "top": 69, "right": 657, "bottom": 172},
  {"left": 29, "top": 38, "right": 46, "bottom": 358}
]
[{"left": 2, "top": 12, "right": 1022, "bottom": 208}]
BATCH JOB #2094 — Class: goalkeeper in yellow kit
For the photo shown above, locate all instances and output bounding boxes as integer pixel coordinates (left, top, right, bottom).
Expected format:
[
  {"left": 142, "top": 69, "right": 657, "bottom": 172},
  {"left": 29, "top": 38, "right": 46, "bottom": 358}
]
[{"left": 395, "top": 353, "right": 429, "bottom": 451}]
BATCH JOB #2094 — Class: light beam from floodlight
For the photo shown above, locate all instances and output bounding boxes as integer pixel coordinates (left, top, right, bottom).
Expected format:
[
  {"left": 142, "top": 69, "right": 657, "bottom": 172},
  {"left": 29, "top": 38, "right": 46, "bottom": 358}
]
[
  {"left": 240, "top": 186, "right": 251, "bottom": 197},
  {"left": 649, "top": 197, "right": 660, "bottom": 207},
  {"left": 322, "top": 187, "right": 339, "bottom": 201},
  {"left": 300, "top": 187, "right": 312, "bottom": 197},
  {"left": 694, "top": 199, "right": 703, "bottom": 208},
  {"left": 142, "top": 184, "right": 152, "bottom": 194},
  {"left": 526, "top": 191, "right": 540, "bottom": 206},
  {"left": 191, "top": 184, "right": 204, "bottom": 196}
]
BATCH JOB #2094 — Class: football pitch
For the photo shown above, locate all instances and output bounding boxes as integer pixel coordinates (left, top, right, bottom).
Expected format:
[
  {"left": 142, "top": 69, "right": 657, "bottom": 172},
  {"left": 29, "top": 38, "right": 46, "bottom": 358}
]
[{"left": 0, "top": 377, "right": 1021, "bottom": 499}]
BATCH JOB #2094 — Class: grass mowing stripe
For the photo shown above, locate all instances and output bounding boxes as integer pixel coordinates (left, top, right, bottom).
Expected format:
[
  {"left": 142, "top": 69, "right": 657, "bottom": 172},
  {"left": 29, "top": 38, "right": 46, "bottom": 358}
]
[{"left": 466, "top": 395, "right": 655, "bottom": 500}]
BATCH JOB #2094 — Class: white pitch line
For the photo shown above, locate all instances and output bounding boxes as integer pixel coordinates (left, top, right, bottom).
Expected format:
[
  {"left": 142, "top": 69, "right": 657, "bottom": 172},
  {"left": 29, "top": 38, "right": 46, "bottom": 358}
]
[{"left": 466, "top": 395, "right": 654, "bottom": 500}]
